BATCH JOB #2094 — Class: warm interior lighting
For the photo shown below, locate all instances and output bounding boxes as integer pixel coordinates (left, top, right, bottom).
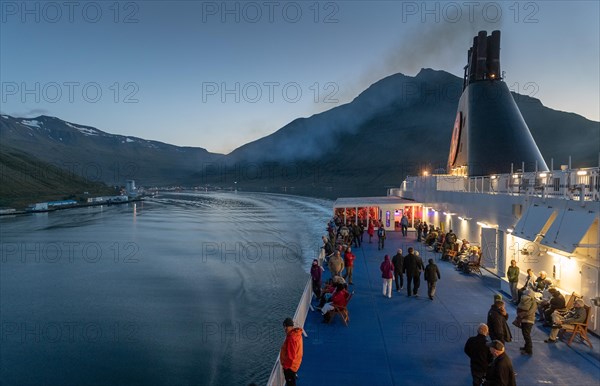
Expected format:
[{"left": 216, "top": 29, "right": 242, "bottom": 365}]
[
  {"left": 538, "top": 173, "right": 547, "bottom": 178},
  {"left": 512, "top": 174, "right": 519, "bottom": 179},
  {"left": 423, "top": 171, "right": 429, "bottom": 176},
  {"left": 490, "top": 175, "right": 497, "bottom": 180},
  {"left": 576, "top": 170, "right": 588, "bottom": 176}
]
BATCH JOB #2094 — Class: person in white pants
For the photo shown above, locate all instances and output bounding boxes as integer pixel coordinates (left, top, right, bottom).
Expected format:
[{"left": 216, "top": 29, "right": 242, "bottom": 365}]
[{"left": 380, "top": 254, "right": 394, "bottom": 298}]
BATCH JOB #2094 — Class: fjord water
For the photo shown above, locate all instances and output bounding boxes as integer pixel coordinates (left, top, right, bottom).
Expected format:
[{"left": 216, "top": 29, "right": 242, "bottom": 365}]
[{"left": 0, "top": 192, "right": 331, "bottom": 385}]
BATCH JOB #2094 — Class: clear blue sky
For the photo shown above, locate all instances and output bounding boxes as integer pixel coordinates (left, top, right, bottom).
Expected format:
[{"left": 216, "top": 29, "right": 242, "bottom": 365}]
[{"left": 1, "top": 1, "right": 598, "bottom": 153}]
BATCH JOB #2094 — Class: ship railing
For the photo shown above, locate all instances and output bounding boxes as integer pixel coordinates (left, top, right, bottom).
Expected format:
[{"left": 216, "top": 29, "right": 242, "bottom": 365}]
[
  {"left": 395, "top": 167, "right": 599, "bottom": 201},
  {"left": 266, "top": 248, "right": 325, "bottom": 386}
]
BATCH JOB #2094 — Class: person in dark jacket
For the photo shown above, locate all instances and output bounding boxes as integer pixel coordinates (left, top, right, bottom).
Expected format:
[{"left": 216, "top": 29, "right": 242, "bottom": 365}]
[
  {"left": 403, "top": 247, "right": 424, "bottom": 297},
  {"left": 310, "top": 259, "right": 323, "bottom": 298},
  {"left": 391, "top": 249, "right": 404, "bottom": 292},
  {"left": 464, "top": 323, "right": 492, "bottom": 386},
  {"left": 540, "top": 288, "right": 566, "bottom": 324},
  {"left": 506, "top": 260, "right": 520, "bottom": 304},
  {"left": 424, "top": 258, "right": 441, "bottom": 300},
  {"left": 487, "top": 300, "right": 512, "bottom": 344},
  {"left": 483, "top": 340, "right": 516, "bottom": 386}
]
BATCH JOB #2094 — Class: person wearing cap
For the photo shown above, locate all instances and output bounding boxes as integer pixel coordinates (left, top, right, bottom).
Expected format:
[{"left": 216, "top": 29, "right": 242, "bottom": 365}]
[
  {"left": 464, "top": 323, "right": 493, "bottom": 386},
  {"left": 487, "top": 300, "right": 512, "bottom": 344},
  {"left": 545, "top": 298, "right": 586, "bottom": 343},
  {"left": 506, "top": 260, "right": 520, "bottom": 304},
  {"left": 424, "top": 258, "right": 441, "bottom": 300},
  {"left": 539, "top": 288, "right": 566, "bottom": 324},
  {"left": 516, "top": 289, "right": 537, "bottom": 355},
  {"left": 280, "top": 317, "right": 303, "bottom": 386},
  {"left": 483, "top": 340, "right": 516, "bottom": 386}
]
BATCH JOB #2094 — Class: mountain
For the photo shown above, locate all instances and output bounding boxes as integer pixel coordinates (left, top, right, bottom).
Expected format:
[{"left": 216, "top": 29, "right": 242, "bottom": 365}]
[
  {"left": 0, "top": 147, "right": 115, "bottom": 208},
  {"left": 0, "top": 115, "right": 224, "bottom": 187},
  {"left": 195, "top": 69, "right": 600, "bottom": 197},
  {"left": 2, "top": 69, "right": 598, "bottom": 200}
]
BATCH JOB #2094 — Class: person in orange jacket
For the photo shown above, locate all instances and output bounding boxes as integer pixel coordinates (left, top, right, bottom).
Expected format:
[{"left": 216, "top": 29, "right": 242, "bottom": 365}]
[{"left": 280, "top": 318, "right": 303, "bottom": 386}]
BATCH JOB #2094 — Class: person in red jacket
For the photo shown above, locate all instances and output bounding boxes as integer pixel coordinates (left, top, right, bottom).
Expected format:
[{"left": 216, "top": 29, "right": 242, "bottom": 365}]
[
  {"left": 280, "top": 318, "right": 303, "bottom": 386},
  {"left": 344, "top": 247, "right": 356, "bottom": 285},
  {"left": 321, "top": 284, "right": 349, "bottom": 322},
  {"left": 367, "top": 221, "right": 375, "bottom": 243}
]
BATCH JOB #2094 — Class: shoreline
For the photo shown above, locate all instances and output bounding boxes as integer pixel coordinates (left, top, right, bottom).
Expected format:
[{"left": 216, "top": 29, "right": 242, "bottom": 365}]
[{"left": 0, "top": 197, "right": 144, "bottom": 217}]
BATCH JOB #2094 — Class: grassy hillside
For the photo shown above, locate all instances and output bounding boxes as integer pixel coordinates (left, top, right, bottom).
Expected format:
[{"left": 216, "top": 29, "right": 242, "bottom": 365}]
[{"left": 0, "top": 147, "right": 116, "bottom": 209}]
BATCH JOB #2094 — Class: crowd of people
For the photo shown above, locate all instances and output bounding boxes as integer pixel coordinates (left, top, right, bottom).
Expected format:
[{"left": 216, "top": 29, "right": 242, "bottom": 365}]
[{"left": 278, "top": 215, "right": 590, "bottom": 386}]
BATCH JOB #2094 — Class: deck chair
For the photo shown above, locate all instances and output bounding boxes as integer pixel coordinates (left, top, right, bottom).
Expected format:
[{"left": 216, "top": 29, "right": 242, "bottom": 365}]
[
  {"left": 466, "top": 254, "right": 483, "bottom": 276},
  {"left": 332, "top": 291, "right": 354, "bottom": 326},
  {"left": 561, "top": 305, "right": 593, "bottom": 348}
]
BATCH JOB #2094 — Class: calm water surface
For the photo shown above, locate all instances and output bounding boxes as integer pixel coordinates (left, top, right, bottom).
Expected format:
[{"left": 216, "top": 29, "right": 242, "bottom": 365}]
[{"left": 0, "top": 192, "right": 331, "bottom": 385}]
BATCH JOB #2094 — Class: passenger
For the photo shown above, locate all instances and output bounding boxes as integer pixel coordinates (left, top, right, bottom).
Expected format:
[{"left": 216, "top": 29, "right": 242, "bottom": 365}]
[
  {"left": 400, "top": 214, "right": 409, "bottom": 236},
  {"left": 392, "top": 248, "right": 404, "bottom": 292},
  {"left": 483, "top": 340, "right": 516, "bottom": 386},
  {"left": 532, "top": 271, "right": 552, "bottom": 293},
  {"left": 424, "top": 258, "right": 441, "bottom": 300},
  {"left": 343, "top": 247, "right": 356, "bottom": 285},
  {"left": 464, "top": 323, "right": 493, "bottom": 386},
  {"left": 487, "top": 300, "right": 512, "bottom": 344},
  {"left": 506, "top": 260, "right": 520, "bottom": 304},
  {"left": 367, "top": 221, "right": 375, "bottom": 243},
  {"left": 310, "top": 259, "right": 323, "bottom": 298},
  {"left": 403, "top": 247, "right": 424, "bottom": 297},
  {"left": 352, "top": 222, "right": 361, "bottom": 248},
  {"left": 545, "top": 298, "right": 586, "bottom": 343},
  {"left": 359, "top": 221, "right": 365, "bottom": 243},
  {"left": 377, "top": 225, "right": 386, "bottom": 250},
  {"left": 517, "top": 269, "right": 536, "bottom": 303},
  {"left": 380, "top": 254, "right": 394, "bottom": 298},
  {"left": 516, "top": 289, "right": 537, "bottom": 356},
  {"left": 539, "top": 288, "right": 566, "bottom": 324},
  {"left": 321, "top": 283, "right": 349, "bottom": 322},
  {"left": 328, "top": 251, "right": 344, "bottom": 277},
  {"left": 280, "top": 317, "right": 303, "bottom": 386},
  {"left": 416, "top": 220, "right": 422, "bottom": 242},
  {"left": 422, "top": 222, "right": 428, "bottom": 238},
  {"left": 321, "top": 236, "right": 334, "bottom": 261}
]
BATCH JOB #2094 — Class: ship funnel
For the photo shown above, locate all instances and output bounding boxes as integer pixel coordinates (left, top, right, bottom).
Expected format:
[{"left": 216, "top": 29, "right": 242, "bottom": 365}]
[{"left": 447, "top": 30, "right": 548, "bottom": 176}]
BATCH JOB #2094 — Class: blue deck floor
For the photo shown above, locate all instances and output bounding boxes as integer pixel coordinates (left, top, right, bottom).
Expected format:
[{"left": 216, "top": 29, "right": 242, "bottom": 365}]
[{"left": 299, "top": 232, "right": 600, "bottom": 386}]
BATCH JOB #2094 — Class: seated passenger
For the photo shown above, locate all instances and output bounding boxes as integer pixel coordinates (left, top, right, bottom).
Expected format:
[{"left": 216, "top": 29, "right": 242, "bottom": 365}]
[
  {"left": 545, "top": 299, "right": 586, "bottom": 343},
  {"left": 532, "top": 271, "right": 552, "bottom": 293},
  {"left": 539, "top": 288, "right": 566, "bottom": 324},
  {"left": 321, "top": 283, "right": 350, "bottom": 322}
]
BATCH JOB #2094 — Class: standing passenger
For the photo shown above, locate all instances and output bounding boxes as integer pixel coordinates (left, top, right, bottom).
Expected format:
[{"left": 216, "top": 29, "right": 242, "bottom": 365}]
[
  {"left": 506, "top": 260, "right": 520, "bottom": 304},
  {"left": 343, "top": 247, "right": 356, "bottom": 285},
  {"left": 280, "top": 318, "right": 303, "bottom": 386},
  {"left": 464, "top": 323, "right": 492, "bottom": 386},
  {"left": 392, "top": 248, "right": 404, "bottom": 292},
  {"left": 377, "top": 225, "right": 386, "bottom": 250},
  {"left": 367, "top": 221, "right": 375, "bottom": 244},
  {"left": 380, "top": 254, "right": 394, "bottom": 298},
  {"left": 424, "top": 258, "right": 441, "bottom": 300},
  {"left": 403, "top": 247, "right": 424, "bottom": 297}
]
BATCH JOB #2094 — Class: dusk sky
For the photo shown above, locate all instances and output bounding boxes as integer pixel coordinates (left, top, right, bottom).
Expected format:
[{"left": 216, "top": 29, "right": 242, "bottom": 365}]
[{"left": 1, "top": 1, "right": 598, "bottom": 154}]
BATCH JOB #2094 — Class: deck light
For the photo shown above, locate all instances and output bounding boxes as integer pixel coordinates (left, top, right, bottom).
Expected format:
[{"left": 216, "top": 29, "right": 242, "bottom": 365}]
[
  {"left": 538, "top": 173, "right": 547, "bottom": 178},
  {"left": 512, "top": 174, "right": 519, "bottom": 179},
  {"left": 576, "top": 170, "right": 588, "bottom": 176},
  {"left": 506, "top": 228, "right": 514, "bottom": 233}
]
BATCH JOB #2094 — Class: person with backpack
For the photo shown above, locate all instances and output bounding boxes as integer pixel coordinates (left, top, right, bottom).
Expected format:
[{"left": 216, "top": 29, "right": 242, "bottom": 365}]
[{"left": 377, "top": 225, "right": 386, "bottom": 250}]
